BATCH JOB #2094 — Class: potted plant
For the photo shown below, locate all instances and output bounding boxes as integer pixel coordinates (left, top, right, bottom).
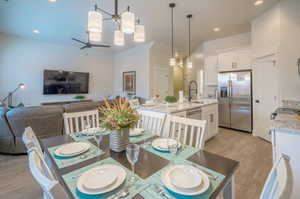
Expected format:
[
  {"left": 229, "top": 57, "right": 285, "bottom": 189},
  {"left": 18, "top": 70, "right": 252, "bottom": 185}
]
[{"left": 99, "top": 98, "right": 139, "bottom": 152}]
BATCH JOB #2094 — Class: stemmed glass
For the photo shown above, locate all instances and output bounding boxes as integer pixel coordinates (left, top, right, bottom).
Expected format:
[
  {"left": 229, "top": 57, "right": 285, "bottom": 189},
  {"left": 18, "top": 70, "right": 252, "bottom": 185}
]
[
  {"left": 126, "top": 144, "right": 140, "bottom": 184},
  {"left": 94, "top": 134, "right": 103, "bottom": 153},
  {"left": 168, "top": 138, "right": 179, "bottom": 164}
]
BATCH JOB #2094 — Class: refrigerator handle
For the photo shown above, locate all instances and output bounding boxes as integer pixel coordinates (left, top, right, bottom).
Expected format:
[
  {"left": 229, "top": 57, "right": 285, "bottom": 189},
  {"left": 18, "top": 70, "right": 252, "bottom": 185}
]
[{"left": 228, "top": 80, "right": 232, "bottom": 98}]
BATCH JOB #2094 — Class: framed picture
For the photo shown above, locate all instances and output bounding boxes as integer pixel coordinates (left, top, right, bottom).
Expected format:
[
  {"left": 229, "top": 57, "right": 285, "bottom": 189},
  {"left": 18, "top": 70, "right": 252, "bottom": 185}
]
[{"left": 123, "top": 71, "right": 136, "bottom": 95}]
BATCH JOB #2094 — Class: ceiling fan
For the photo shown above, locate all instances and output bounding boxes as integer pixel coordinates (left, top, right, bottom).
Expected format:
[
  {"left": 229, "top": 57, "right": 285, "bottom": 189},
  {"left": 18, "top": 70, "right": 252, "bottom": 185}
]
[{"left": 72, "top": 32, "right": 110, "bottom": 50}]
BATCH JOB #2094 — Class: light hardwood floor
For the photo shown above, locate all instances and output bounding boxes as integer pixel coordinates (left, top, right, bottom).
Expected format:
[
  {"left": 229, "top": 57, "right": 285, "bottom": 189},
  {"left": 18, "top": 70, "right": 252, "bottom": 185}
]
[
  {"left": 206, "top": 128, "right": 272, "bottom": 199},
  {"left": 0, "top": 128, "right": 272, "bottom": 199}
]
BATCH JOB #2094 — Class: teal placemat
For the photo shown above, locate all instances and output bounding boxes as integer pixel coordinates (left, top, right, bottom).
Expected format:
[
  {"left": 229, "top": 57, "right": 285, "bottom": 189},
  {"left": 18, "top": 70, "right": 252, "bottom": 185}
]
[
  {"left": 129, "top": 132, "right": 156, "bottom": 144},
  {"left": 140, "top": 158, "right": 225, "bottom": 199},
  {"left": 142, "top": 141, "right": 199, "bottom": 161},
  {"left": 62, "top": 157, "right": 149, "bottom": 199},
  {"left": 48, "top": 140, "right": 104, "bottom": 169}
]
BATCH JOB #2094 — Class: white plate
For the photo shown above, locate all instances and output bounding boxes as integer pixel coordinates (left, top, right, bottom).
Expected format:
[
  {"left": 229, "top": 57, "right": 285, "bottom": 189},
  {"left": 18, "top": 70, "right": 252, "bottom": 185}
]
[
  {"left": 129, "top": 128, "right": 145, "bottom": 137},
  {"left": 169, "top": 165, "right": 202, "bottom": 190},
  {"left": 151, "top": 138, "right": 181, "bottom": 152},
  {"left": 82, "top": 166, "right": 117, "bottom": 192},
  {"left": 161, "top": 165, "right": 210, "bottom": 196},
  {"left": 81, "top": 127, "right": 103, "bottom": 135},
  {"left": 54, "top": 142, "right": 90, "bottom": 157},
  {"left": 77, "top": 164, "right": 126, "bottom": 195}
]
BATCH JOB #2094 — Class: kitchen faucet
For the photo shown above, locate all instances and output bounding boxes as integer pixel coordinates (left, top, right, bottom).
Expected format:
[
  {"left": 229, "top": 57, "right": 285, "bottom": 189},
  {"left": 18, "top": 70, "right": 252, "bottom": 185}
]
[{"left": 188, "top": 80, "right": 198, "bottom": 102}]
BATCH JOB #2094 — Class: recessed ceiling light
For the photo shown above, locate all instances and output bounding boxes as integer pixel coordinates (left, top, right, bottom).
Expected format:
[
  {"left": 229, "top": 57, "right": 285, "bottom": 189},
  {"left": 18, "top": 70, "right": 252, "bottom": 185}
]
[
  {"left": 213, "top": 28, "right": 220, "bottom": 32},
  {"left": 33, "top": 30, "right": 40, "bottom": 34},
  {"left": 254, "top": 0, "right": 263, "bottom": 6},
  {"left": 49, "top": 0, "right": 56, "bottom": 2}
]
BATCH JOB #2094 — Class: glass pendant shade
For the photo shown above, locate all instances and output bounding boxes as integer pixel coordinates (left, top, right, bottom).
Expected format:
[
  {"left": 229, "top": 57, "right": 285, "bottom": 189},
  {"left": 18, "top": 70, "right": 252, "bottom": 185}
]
[
  {"left": 121, "top": 11, "right": 135, "bottom": 34},
  {"left": 187, "top": 58, "right": 193, "bottom": 68},
  {"left": 134, "top": 25, "right": 145, "bottom": 42},
  {"left": 88, "top": 11, "right": 103, "bottom": 33},
  {"left": 169, "top": 57, "right": 176, "bottom": 66},
  {"left": 89, "top": 31, "right": 101, "bottom": 42},
  {"left": 114, "top": 30, "right": 125, "bottom": 46}
]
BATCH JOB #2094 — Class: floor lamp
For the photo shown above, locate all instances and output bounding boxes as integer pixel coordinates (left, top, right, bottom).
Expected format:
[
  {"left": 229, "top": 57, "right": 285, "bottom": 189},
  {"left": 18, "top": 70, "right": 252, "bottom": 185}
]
[{"left": 1, "top": 83, "right": 25, "bottom": 107}]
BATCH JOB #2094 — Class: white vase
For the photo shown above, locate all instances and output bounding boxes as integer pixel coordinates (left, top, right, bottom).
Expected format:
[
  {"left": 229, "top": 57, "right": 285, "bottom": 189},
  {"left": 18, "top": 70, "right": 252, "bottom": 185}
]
[{"left": 109, "top": 128, "right": 130, "bottom": 152}]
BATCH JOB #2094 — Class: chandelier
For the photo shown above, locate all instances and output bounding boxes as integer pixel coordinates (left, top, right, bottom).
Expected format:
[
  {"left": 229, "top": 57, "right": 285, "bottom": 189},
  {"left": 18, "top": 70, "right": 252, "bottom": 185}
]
[{"left": 87, "top": 0, "right": 145, "bottom": 46}]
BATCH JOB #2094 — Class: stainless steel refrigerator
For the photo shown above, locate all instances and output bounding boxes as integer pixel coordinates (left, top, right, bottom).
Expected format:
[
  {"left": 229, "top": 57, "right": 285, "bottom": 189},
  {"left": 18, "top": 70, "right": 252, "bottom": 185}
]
[{"left": 218, "top": 71, "right": 252, "bottom": 132}]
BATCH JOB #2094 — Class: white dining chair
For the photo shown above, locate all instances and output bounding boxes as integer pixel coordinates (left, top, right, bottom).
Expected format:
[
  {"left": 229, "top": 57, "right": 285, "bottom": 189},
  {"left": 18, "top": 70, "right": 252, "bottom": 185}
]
[
  {"left": 162, "top": 115, "right": 207, "bottom": 149},
  {"left": 28, "top": 148, "right": 69, "bottom": 199},
  {"left": 259, "top": 154, "right": 293, "bottom": 199},
  {"left": 136, "top": 109, "right": 166, "bottom": 136},
  {"left": 22, "top": 126, "right": 43, "bottom": 155},
  {"left": 63, "top": 109, "right": 99, "bottom": 134}
]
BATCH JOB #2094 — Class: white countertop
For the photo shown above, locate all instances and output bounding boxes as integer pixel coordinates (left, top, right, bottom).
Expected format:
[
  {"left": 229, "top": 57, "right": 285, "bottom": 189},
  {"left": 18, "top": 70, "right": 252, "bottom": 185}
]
[
  {"left": 271, "top": 106, "right": 300, "bottom": 132},
  {"left": 138, "top": 99, "right": 218, "bottom": 114}
]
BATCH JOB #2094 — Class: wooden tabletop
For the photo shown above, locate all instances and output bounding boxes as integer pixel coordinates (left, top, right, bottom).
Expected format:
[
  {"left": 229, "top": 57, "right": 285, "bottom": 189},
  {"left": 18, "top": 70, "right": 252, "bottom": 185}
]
[{"left": 41, "top": 135, "right": 239, "bottom": 199}]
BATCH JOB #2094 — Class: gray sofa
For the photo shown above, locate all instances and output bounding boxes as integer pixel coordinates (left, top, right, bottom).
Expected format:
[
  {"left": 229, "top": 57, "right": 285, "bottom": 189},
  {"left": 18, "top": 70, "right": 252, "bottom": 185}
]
[{"left": 0, "top": 102, "right": 101, "bottom": 154}]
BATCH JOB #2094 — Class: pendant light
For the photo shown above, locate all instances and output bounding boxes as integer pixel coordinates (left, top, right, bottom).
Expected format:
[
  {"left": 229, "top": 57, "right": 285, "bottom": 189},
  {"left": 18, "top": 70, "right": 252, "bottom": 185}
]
[
  {"left": 169, "top": 3, "right": 176, "bottom": 66},
  {"left": 134, "top": 19, "right": 145, "bottom": 42},
  {"left": 88, "top": 10, "right": 103, "bottom": 33},
  {"left": 121, "top": 6, "right": 135, "bottom": 34},
  {"left": 187, "top": 14, "right": 193, "bottom": 68},
  {"left": 114, "top": 28, "right": 125, "bottom": 46}
]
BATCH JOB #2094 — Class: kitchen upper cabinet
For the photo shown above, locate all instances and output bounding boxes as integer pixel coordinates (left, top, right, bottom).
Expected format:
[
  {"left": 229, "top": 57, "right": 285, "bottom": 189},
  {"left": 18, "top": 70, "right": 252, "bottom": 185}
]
[
  {"left": 204, "top": 56, "right": 218, "bottom": 86},
  {"left": 218, "top": 52, "right": 236, "bottom": 72},
  {"left": 218, "top": 49, "right": 252, "bottom": 72},
  {"left": 236, "top": 49, "right": 252, "bottom": 70}
]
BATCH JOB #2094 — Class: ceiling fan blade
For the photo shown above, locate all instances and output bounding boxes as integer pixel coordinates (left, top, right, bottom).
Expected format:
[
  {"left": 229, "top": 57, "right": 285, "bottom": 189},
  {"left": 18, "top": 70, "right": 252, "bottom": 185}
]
[
  {"left": 80, "top": 46, "right": 88, "bottom": 50},
  {"left": 91, "top": 44, "right": 111, "bottom": 48},
  {"left": 72, "top": 38, "right": 87, "bottom": 45}
]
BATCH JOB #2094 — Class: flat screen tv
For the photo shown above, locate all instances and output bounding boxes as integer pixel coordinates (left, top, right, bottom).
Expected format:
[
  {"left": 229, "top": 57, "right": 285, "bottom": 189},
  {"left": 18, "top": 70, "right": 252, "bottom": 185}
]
[{"left": 43, "top": 70, "right": 89, "bottom": 95}]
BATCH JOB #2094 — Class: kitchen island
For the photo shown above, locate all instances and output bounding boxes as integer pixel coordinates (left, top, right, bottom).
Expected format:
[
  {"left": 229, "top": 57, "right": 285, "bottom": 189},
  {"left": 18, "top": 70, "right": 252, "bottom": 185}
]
[
  {"left": 139, "top": 99, "right": 218, "bottom": 141},
  {"left": 270, "top": 102, "right": 300, "bottom": 199}
]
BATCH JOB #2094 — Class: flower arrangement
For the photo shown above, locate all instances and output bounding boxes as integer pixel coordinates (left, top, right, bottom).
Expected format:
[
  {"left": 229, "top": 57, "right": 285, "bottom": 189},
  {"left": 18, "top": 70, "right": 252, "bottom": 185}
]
[{"left": 99, "top": 98, "right": 139, "bottom": 131}]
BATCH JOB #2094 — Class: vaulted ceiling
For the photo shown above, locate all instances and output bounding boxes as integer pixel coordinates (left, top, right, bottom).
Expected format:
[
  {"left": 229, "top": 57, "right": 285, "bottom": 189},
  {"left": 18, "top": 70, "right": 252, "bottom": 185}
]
[{"left": 0, "top": 0, "right": 279, "bottom": 53}]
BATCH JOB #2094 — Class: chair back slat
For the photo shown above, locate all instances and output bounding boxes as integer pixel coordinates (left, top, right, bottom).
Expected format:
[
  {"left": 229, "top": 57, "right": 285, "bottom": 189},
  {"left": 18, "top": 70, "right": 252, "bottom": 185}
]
[
  {"left": 137, "top": 110, "right": 166, "bottom": 136},
  {"left": 260, "top": 154, "right": 293, "bottom": 199},
  {"left": 163, "top": 115, "right": 207, "bottom": 149},
  {"left": 28, "top": 149, "right": 69, "bottom": 199},
  {"left": 63, "top": 109, "right": 99, "bottom": 134}
]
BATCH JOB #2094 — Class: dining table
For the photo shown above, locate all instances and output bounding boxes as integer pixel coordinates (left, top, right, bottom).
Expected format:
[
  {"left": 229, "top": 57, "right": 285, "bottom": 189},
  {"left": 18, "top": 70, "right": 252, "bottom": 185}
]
[{"left": 41, "top": 133, "right": 239, "bottom": 199}]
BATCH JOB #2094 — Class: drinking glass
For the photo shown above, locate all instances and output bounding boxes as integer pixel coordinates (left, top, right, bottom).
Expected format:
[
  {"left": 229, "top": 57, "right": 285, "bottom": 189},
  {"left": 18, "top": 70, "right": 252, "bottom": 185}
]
[
  {"left": 94, "top": 134, "right": 103, "bottom": 152},
  {"left": 168, "top": 138, "right": 179, "bottom": 164},
  {"left": 126, "top": 144, "right": 140, "bottom": 184}
]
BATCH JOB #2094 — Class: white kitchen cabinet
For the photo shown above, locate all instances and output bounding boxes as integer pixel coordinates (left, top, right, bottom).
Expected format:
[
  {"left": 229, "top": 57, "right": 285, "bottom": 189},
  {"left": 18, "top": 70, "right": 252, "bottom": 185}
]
[
  {"left": 201, "top": 104, "right": 219, "bottom": 141},
  {"left": 174, "top": 104, "right": 219, "bottom": 142},
  {"left": 271, "top": 129, "right": 300, "bottom": 199},
  {"left": 218, "top": 52, "right": 236, "bottom": 72},
  {"left": 204, "top": 56, "right": 218, "bottom": 86},
  {"left": 218, "top": 49, "right": 252, "bottom": 72},
  {"left": 236, "top": 49, "right": 252, "bottom": 70}
]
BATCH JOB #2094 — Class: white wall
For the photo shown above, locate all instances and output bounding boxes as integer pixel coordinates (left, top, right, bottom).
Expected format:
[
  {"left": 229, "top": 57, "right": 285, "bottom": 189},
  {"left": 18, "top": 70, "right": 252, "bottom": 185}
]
[
  {"left": 149, "top": 42, "right": 174, "bottom": 98},
  {"left": 200, "top": 32, "right": 251, "bottom": 56},
  {"left": 0, "top": 33, "right": 114, "bottom": 106},
  {"left": 113, "top": 42, "right": 153, "bottom": 99},
  {"left": 251, "top": 4, "right": 280, "bottom": 58},
  {"left": 251, "top": 0, "right": 300, "bottom": 102},
  {"left": 278, "top": 0, "right": 300, "bottom": 101}
]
